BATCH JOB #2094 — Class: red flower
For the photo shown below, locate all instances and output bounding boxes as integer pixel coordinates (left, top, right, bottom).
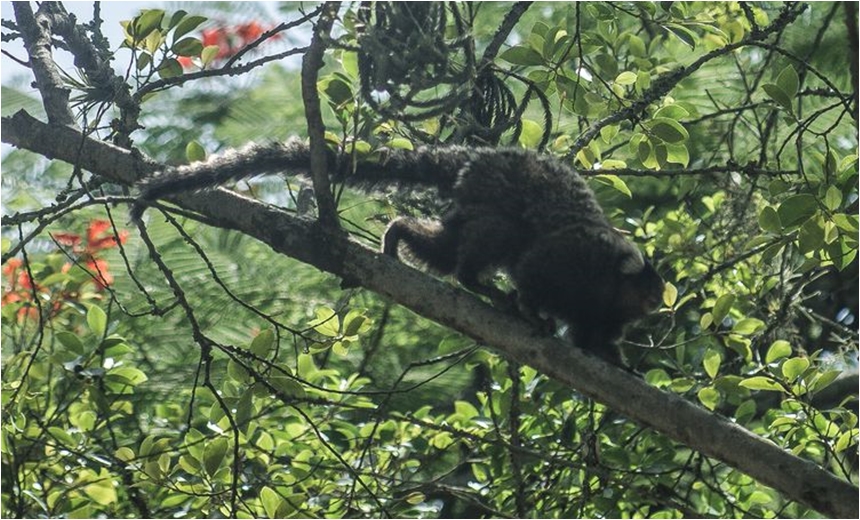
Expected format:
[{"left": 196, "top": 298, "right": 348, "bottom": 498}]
[
  {"left": 53, "top": 232, "right": 81, "bottom": 248},
  {"left": 180, "top": 20, "right": 278, "bottom": 69},
  {"left": 86, "top": 220, "right": 128, "bottom": 251},
  {"left": 47, "top": 220, "right": 129, "bottom": 292},
  {"left": 86, "top": 258, "right": 114, "bottom": 290},
  {"left": 236, "top": 21, "right": 264, "bottom": 43},
  {"left": 1, "top": 258, "right": 42, "bottom": 320}
]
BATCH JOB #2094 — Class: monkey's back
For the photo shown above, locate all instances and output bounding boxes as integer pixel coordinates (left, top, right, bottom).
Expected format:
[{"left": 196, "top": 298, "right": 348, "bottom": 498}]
[{"left": 452, "top": 148, "right": 610, "bottom": 234}]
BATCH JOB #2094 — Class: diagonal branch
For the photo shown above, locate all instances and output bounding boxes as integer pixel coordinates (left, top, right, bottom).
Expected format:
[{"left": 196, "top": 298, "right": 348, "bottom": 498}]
[{"left": 1, "top": 110, "right": 856, "bottom": 518}]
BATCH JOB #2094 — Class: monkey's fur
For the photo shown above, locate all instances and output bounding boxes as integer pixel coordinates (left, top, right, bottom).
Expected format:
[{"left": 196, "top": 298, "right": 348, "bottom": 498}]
[{"left": 133, "top": 139, "right": 664, "bottom": 365}]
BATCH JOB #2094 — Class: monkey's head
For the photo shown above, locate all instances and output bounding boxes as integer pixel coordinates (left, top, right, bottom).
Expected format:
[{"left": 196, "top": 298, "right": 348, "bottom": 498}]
[{"left": 615, "top": 249, "right": 665, "bottom": 321}]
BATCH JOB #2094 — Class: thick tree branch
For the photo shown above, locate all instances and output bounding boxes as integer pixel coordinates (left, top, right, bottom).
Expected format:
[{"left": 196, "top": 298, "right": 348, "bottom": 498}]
[
  {"left": 1, "top": 110, "right": 856, "bottom": 518},
  {"left": 11, "top": 3, "right": 75, "bottom": 126}
]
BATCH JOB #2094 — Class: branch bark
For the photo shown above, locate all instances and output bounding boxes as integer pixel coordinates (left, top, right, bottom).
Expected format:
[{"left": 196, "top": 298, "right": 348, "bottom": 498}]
[
  {"left": 301, "top": 2, "right": 341, "bottom": 229},
  {"left": 2, "top": 110, "right": 856, "bottom": 518},
  {"left": 11, "top": 3, "right": 75, "bottom": 126}
]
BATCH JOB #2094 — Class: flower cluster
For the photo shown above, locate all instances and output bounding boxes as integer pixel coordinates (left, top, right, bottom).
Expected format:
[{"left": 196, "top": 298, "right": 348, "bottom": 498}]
[
  {"left": 2, "top": 220, "right": 128, "bottom": 322},
  {"left": 53, "top": 220, "right": 129, "bottom": 290},
  {"left": 178, "top": 21, "right": 275, "bottom": 69}
]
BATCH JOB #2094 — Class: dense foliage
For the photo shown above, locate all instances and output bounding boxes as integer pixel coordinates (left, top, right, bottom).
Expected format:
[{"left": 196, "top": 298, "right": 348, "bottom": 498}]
[{"left": 2, "top": 2, "right": 857, "bottom": 518}]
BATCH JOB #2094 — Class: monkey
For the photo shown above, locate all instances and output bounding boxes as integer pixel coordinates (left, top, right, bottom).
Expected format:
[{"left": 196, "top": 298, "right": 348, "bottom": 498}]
[{"left": 132, "top": 139, "right": 665, "bottom": 365}]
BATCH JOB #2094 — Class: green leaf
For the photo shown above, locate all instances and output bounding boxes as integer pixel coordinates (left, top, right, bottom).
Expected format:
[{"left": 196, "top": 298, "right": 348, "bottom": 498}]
[
  {"left": 594, "top": 175, "right": 632, "bottom": 198},
  {"left": 157, "top": 59, "right": 184, "bottom": 79},
  {"left": 321, "top": 76, "right": 353, "bottom": 106},
  {"left": 732, "top": 318, "right": 764, "bottom": 335},
  {"left": 518, "top": 119, "right": 544, "bottom": 148},
  {"left": 131, "top": 10, "right": 165, "bottom": 42},
  {"left": 809, "top": 369, "right": 842, "bottom": 393},
  {"left": 270, "top": 375, "right": 306, "bottom": 399},
  {"left": 201, "top": 45, "right": 220, "bottom": 66},
  {"left": 600, "top": 124, "right": 619, "bottom": 143},
  {"left": 835, "top": 431, "right": 854, "bottom": 453},
  {"left": 776, "top": 65, "right": 799, "bottom": 98},
  {"left": 697, "top": 386, "right": 720, "bottom": 410},
  {"left": 203, "top": 437, "right": 229, "bottom": 476},
  {"left": 499, "top": 45, "right": 544, "bottom": 66},
  {"left": 106, "top": 366, "right": 148, "bottom": 387},
  {"left": 167, "top": 10, "right": 187, "bottom": 30},
  {"left": 662, "top": 282, "right": 677, "bottom": 308},
  {"left": 711, "top": 294, "right": 735, "bottom": 326},
  {"left": 781, "top": 357, "right": 809, "bottom": 382},
  {"left": 636, "top": 71, "right": 651, "bottom": 94},
  {"left": 172, "top": 37, "right": 203, "bottom": 57},
  {"left": 647, "top": 118, "right": 689, "bottom": 143},
  {"left": 309, "top": 307, "right": 340, "bottom": 337},
  {"left": 758, "top": 206, "right": 781, "bottom": 232},
  {"left": 115, "top": 447, "right": 136, "bottom": 462},
  {"left": 84, "top": 480, "right": 117, "bottom": 506},
  {"left": 765, "top": 340, "right": 792, "bottom": 364},
  {"left": 404, "top": 492, "right": 426, "bottom": 505},
  {"left": 185, "top": 141, "right": 206, "bottom": 162},
  {"left": 235, "top": 389, "right": 254, "bottom": 434},
  {"left": 173, "top": 15, "right": 207, "bottom": 42},
  {"left": 136, "top": 53, "right": 152, "bottom": 71},
  {"left": 735, "top": 400, "right": 757, "bottom": 423},
  {"left": 798, "top": 217, "right": 825, "bottom": 254},
  {"left": 703, "top": 349, "right": 721, "bottom": 379},
  {"left": 739, "top": 376, "right": 783, "bottom": 392},
  {"left": 628, "top": 35, "right": 647, "bottom": 57},
  {"left": 227, "top": 359, "right": 250, "bottom": 383},
  {"left": 87, "top": 305, "right": 107, "bottom": 338},
  {"left": 48, "top": 427, "right": 77, "bottom": 447},
  {"left": 762, "top": 84, "right": 793, "bottom": 114},
  {"left": 56, "top": 331, "right": 85, "bottom": 355},
  {"left": 343, "top": 310, "right": 370, "bottom": 337},
  {"left": 144, "top": 31, "right": 163, "bottom": 55},
  {"left": 454, "top": 400, "right": 479, "bottom": 420},
  {"left": 600, "top": 159, "right": 627, "bottom": 169},
  {"left": 824, "top": 186, "right": 842, "bottom": 211},
  {"left": 777, "top": 194, "right": 818, "bottom": 227},
  {"left": 139, "top": 435, "right": 156, "bottom": 457},
  {"left": 614, "top": 71, "right": 638, "bottom": 85},
  {"left": 832, "top": 213, "right": 859, "bottom": 233},
  {"left": 653, "top": 104, "right": 690, "bottom": 120},
  {"left": 260, "top": 486, "right": 283, "bottom": 519},
  {"left": 341, "top": 51, "right": 359, "bottom": 79},
  {"left": 645, "top": 368, "right": 672, "bottom": 387},
  {"left": 250, "top": 328, "right": 275, "bottom": 357},
  {"left": 663, "top": 143, "right": 689, "bottom": 167},
  {"left": 664, "top": 23, "right": 697, "bottom": 49},
  {"left": 387, "top": 137, "right": 414, "bottom": 150}
]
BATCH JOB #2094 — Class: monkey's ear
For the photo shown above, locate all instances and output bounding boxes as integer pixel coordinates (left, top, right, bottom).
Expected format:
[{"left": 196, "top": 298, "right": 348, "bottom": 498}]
[{"left": 619, "top": 250, "right": 646, "bottom": 274}]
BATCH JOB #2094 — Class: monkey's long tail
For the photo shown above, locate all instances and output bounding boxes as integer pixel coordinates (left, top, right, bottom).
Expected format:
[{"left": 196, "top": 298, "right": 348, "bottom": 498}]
[{"left": 130, "top": 138, "right": 469, "bottom": 221}]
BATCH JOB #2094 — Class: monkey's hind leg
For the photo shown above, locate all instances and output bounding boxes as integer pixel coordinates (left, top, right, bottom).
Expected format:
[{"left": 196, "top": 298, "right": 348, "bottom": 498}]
[
  {"left": 452, "top": 214, "right": 529, "bottom": 306},
  {"left": 382, "top": 217, "right": 459, "bottom": 275}
]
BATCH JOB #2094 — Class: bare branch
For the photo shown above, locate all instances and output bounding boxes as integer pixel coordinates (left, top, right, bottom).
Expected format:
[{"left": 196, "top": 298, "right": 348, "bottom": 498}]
[{"left": 301, "top": 2, "right": 341, "bottom": 228}]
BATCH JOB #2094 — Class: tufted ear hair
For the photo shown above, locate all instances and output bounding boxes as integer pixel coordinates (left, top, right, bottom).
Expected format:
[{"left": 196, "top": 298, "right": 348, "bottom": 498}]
[{"left": 619, "top": 249, "right": 646, "bottom": 274}]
